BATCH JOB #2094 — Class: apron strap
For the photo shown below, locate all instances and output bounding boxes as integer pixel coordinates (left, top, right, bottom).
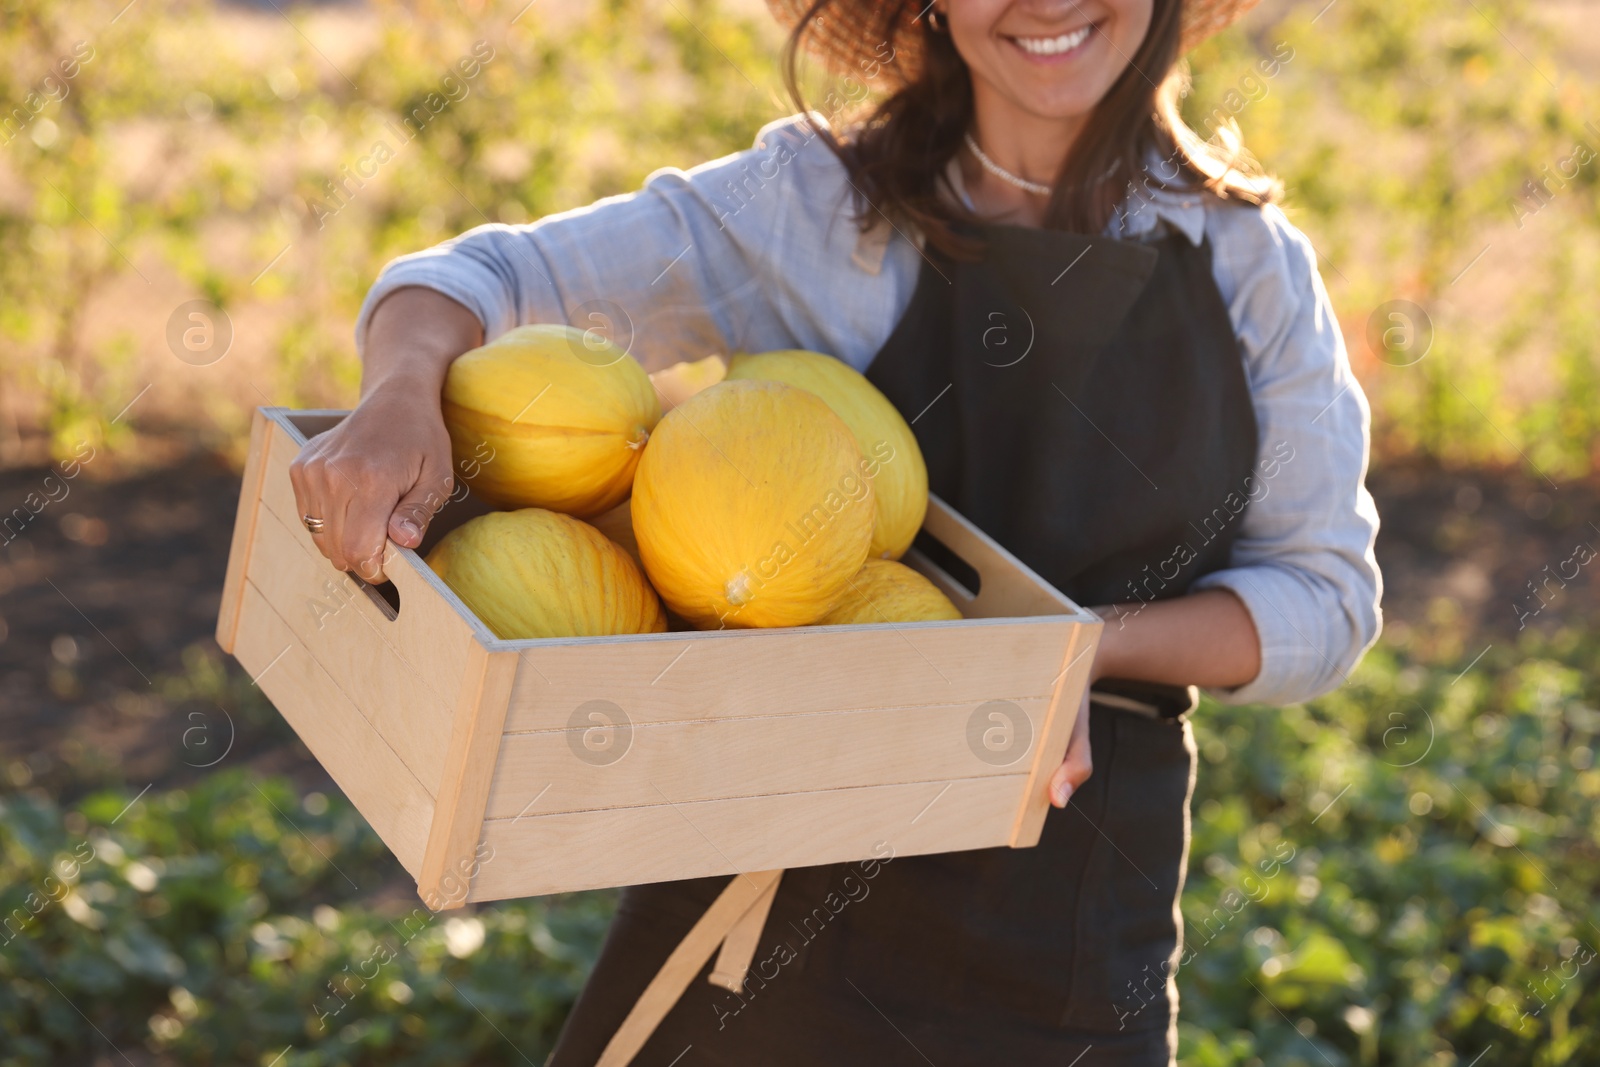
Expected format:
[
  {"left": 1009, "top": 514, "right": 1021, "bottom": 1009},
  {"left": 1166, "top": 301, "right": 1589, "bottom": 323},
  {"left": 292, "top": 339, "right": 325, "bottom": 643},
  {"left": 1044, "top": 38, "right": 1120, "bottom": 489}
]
[
  {"left": 709, "top": 870, "right": 783, "bottom": 993},
  {"left": 597, "top": 869, "right": 785, "bottom": 1067}
]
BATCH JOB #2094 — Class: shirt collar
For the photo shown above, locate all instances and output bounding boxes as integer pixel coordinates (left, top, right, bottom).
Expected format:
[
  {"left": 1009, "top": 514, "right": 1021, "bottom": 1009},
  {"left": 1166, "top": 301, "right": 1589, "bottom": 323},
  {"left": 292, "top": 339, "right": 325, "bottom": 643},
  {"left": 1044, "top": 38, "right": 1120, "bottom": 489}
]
[{"left": 1109, "top": 145, "right": 1208, "bottom": 246}]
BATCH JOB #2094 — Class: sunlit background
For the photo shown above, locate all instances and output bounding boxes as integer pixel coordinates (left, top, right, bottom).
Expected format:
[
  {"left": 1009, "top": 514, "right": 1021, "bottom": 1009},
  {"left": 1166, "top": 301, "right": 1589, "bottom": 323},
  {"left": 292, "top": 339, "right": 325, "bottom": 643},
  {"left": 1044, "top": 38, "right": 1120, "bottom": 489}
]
[{"left": 2, "top": 0, "right": 1598, "bottom": 1062}]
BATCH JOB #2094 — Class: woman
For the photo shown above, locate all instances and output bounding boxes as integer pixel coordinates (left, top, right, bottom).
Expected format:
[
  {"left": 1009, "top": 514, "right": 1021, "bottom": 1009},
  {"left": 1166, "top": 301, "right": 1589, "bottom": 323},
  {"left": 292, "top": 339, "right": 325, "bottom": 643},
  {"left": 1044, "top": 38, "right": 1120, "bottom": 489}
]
[{"left": 292, "top": 0, "right": 1382, "bottom": 1061}]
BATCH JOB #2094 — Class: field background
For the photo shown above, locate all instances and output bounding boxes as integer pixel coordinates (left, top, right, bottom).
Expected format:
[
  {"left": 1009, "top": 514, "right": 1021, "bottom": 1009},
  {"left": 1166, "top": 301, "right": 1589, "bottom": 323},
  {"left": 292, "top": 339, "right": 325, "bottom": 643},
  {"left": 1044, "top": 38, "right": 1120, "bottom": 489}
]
[{"left": 3, "top": 0, "right": 1600, "bottom": 1063}]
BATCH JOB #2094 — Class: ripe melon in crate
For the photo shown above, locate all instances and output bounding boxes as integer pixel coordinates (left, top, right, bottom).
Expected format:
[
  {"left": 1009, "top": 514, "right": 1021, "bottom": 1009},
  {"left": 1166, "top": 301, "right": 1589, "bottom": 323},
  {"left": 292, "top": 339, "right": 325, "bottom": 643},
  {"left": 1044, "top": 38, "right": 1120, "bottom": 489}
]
[
  {"left": 442, "top": 324, "right": 660, "bottom": 517},
  {"left": 632, "top": 380, "right": 874, "bottom": 629},
  {"left": 726, "top": 349, "right": 927, "bottom": 560},
  {"left": 425, "top": 508, "right": 666, "bottom": 639},
  {"left": 817, "top": 558, "right": 962, "bottom": 625}
]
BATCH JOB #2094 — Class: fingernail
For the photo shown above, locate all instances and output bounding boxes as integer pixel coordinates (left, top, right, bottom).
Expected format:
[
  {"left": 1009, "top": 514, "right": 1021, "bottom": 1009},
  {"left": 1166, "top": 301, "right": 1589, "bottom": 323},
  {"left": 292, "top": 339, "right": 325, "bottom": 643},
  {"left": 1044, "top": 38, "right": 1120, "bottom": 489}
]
[
  {"left": 1053, "top": 783, "right": 1072, "bottom": 807},
  {"left": 396, "top": 518, "right": 421, "bottom": 541}
]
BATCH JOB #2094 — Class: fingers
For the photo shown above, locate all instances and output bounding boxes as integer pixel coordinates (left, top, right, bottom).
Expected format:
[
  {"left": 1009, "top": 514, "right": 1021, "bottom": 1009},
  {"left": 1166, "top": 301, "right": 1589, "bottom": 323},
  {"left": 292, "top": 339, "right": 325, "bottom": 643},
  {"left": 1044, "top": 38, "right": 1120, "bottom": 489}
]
[
  {"left": 288, "top": 446, "right": 317, "bottom": 543},
  {"left": 289, "top": 435, "right": 345, "bottom": 572},
  {"left": 283, "top": 385, "right": 458, "bottom": 581},
  {"left": 389, "top": 468, "right": 455, "bottom": 551},
  {"left": 290, "top": 436, "right": 360, "bottom": 573},
  {"left": 289, "top": 437, "right": 339, "bottom": 568},
  {"left": 1049, "top": 689, "right": 1094, "bottom": 808},
  {"left": 341, "top": 467, "right": 398, "bottom": 583}
]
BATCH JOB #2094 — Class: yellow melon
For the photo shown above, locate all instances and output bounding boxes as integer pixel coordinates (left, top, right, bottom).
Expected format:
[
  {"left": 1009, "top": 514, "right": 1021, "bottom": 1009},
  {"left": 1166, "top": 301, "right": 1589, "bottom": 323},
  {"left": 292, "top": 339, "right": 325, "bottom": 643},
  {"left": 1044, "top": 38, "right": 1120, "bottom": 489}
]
[
  {"left": 632, "top": 379, "right": 874, "bottom": 628},
  {"left": 815, "top": 558, "right": 962, "bottom": 626},
  {"left": 589, "top": 498, "right": 706, "bottom": 633},
  {"left": 442, "top": 324, "right": 661, "bottom": 517},
  {"left": 425, "top": 509, "right": 666, "bottom": 639},
  {"left": 725, "top": 350, "right": 927, "bottom": 560},
  {"left": 649, "top": 354, "right": 726, "bottom": 412}
]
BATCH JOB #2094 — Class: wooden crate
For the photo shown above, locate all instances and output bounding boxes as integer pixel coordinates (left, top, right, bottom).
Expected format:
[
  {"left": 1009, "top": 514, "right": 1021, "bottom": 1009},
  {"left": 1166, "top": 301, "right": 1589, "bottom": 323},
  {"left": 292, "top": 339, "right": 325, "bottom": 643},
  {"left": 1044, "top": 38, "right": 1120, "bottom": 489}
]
[{"left": 217, "top": 408, "right": 1101, "bottom": 909}]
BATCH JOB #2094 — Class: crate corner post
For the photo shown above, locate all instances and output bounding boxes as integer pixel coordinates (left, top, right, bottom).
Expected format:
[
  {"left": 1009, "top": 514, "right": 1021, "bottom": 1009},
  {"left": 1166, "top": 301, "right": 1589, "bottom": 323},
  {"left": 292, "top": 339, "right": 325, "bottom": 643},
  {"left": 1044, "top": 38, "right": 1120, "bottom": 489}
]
[
  {"left": 416, "top": 640, "right": 519, "bottom": 910},
  {"left": 1007, "top": 616, "right": 1102, "bottom": 849},
  {"left": 216, "top": 407, "right": 276, "bottom": 655}
]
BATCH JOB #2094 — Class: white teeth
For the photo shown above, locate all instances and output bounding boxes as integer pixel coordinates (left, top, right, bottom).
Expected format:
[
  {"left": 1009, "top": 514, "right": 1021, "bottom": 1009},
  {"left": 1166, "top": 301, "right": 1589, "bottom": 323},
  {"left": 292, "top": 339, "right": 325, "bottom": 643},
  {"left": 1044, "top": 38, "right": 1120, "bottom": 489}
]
[{"left": 1013, "top": 26, "right": 1092, "bottom": 55}]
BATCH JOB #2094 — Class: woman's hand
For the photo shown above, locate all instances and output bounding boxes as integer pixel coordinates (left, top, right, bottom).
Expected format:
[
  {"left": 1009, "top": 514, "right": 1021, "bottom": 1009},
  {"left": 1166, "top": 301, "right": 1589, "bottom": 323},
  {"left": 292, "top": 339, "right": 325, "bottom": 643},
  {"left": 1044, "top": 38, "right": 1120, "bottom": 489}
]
[
  {"left": 289, "top": 287, "right": 484, "bottom": 581},
  {"left": 289, "top": 387, "right": 455, "bottom": 580},
  {"left": 1048, "top": 684, "right": 1094, "bottom": 808},
  {"left": 1045, "top": 589, "right": 1261, "bottom": 809}
]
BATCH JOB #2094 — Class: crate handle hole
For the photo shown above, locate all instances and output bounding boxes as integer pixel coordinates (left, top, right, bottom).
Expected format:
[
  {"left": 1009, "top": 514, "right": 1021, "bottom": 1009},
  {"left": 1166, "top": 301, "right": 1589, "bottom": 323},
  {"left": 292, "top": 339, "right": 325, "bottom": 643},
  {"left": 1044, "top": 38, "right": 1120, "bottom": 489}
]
[
  {"left": 360, "top": 579, "right": 401, "bottom": 621},
  {"left": 911, "top": 527, "right": 982, "bottom": 601}
]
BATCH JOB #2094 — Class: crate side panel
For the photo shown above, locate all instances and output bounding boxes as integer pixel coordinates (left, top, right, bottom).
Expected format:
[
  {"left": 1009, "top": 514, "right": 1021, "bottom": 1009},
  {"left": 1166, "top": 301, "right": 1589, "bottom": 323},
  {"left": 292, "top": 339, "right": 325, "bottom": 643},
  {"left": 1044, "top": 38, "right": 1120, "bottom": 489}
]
[
  {"left": 485, "top": 697, "right": 1050, "bottom": 818},
  {"left": 247, "top": 504, "right": 453, "bottom": 794},
  {"left": 257, "top": 420, "right": 477, "bottom": 708},
  {"left": 233, "top": 582, "right": 434, "bottom": 876},
  {"left": 920, "top": 496, "right": 1080, "bottom": 619},
  {"left": 469, "top": 775, "right": 1023, "bottom": 901},
  {"left": 505, "top": 620, "right": 1081, "bottom": 730}
]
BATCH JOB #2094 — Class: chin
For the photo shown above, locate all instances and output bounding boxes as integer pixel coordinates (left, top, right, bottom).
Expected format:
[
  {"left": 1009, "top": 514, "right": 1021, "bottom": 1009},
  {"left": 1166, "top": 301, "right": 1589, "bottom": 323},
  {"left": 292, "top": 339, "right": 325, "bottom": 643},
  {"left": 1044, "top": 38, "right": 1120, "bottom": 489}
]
[{"left": 997, "top": 79, "right": 1108, "bottom": 123}]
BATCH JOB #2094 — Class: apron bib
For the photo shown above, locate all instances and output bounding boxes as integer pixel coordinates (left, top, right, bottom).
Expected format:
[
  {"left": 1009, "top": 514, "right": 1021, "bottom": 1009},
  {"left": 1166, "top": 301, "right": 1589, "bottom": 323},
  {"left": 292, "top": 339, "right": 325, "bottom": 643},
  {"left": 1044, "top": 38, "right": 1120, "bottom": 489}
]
[{"left": 549, "top": 222, "right": 1259, "bottom": 1067}]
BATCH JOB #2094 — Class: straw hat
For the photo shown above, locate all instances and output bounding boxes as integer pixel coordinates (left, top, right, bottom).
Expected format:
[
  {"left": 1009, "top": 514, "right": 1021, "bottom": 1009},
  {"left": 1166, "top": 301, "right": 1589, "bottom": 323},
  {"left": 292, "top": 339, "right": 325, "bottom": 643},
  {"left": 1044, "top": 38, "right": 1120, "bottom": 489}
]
[{"left": 767, "top": 0, "right": 1262, "bottom": 85}]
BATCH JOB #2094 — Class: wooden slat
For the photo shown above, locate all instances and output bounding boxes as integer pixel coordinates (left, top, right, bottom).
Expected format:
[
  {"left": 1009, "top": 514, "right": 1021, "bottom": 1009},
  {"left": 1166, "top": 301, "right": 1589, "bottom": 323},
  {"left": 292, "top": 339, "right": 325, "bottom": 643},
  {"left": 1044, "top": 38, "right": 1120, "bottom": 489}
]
[
  {"left": 1008, "top": 620, "right": 1101, "bottom": 848},
  {"left": 255, "top": 413, "right": 484, "bottom": 707},
  {"left": 246, "top": 504, "right": 453, "bottom": 793},
  {"left": 215, "top": 409, "right": 273, "bottom": 654},
  {"left": 503, "top": 620, "right": 1077, "bottom": 731},
  {"left": 484, "top": 698, "right": 1050, "bottom": 818},
  {"left": 468, "top": 775, "right": 1023, "bottom": 901},
  {"left": 232, "top": 582, "right": 434, "bottom": 875},
  {"left": 418, "top": 643, "right": 519, "bottom": 909}
]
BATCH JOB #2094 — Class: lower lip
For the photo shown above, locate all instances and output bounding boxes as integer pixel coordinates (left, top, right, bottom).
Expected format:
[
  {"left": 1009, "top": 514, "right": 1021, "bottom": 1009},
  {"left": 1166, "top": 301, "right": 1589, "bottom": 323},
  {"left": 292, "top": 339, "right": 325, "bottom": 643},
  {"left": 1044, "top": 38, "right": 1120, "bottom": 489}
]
[{"left": 1006, "top": 25, "right": 1098, "bottom": 65}]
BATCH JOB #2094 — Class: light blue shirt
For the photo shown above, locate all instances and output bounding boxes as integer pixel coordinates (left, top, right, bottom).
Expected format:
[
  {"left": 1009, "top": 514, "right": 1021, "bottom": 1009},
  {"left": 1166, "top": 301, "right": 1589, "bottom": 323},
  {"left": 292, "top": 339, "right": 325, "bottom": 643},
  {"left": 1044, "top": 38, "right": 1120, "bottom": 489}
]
[{"left": 356, "top": 115, "right": 1383, "bottom": 708}]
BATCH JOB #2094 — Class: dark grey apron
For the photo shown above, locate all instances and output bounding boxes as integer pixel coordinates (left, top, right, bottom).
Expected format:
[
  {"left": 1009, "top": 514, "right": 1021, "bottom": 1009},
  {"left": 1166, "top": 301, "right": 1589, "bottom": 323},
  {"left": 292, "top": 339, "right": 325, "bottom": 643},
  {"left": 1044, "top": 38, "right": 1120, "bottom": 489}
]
[{"left": 547, "top": 220, "right": 1260, "bottom": 1067}]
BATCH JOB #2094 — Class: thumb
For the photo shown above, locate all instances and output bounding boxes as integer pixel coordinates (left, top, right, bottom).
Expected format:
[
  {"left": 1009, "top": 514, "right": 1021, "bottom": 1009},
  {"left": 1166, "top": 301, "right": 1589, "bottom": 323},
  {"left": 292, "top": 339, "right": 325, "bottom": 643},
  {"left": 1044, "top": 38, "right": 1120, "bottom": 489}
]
[
  {"left": 389, "top": 469, "right": 453, "bottom": 550},
  {"left": 1049, "top": 690, "right": 1093, "bottom": 808}
]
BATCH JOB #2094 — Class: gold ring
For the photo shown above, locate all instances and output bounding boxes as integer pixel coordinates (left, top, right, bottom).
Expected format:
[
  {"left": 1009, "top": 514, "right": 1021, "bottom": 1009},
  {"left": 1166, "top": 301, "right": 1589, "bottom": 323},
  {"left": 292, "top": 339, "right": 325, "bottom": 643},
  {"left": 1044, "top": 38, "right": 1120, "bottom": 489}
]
[{"left": 302, "top": 515, "right": 326, "bottom": 534}]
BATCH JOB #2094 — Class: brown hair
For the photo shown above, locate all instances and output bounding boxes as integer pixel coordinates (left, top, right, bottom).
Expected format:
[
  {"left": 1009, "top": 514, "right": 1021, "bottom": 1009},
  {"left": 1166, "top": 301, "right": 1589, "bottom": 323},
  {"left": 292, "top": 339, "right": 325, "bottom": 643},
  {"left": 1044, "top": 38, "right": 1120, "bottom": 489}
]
[{"left": 779, "top": 0, "right": 1282, "bottom": 258}]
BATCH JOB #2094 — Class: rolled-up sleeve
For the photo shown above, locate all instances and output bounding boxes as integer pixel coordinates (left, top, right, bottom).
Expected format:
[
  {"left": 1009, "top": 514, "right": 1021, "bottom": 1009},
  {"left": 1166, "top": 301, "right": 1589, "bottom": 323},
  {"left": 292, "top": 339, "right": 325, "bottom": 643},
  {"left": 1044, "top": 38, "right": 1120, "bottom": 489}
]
[
  {"left": 354, "top": 119, "right": 812, "bottom": 373},
  {"left": 1190, "top": 202, "right": 1383, "bottom": 706}
]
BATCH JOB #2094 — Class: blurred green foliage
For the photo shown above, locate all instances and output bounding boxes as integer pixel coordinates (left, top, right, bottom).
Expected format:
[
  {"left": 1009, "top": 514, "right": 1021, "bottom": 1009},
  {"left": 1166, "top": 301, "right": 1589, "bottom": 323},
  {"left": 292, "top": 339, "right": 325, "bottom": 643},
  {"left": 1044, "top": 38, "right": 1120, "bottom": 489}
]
[
  {"left": 0, "top": 0, "right": 781, "bottom": 459},
  {"left": 1185, "top": 0, "right": 1600, "bottom": 479},
  {"left": 5, "top": 634, "right": 1598, "bottom": 1064},
  {"left": 1178, "top": 632, "right": 1600, "bottom": 1065},
  {"left": 1, "top": 0, "right": 1596, "bottom": 475},
  {"left": 0, "top": 772, "right": 613, "bottom": 1066}
]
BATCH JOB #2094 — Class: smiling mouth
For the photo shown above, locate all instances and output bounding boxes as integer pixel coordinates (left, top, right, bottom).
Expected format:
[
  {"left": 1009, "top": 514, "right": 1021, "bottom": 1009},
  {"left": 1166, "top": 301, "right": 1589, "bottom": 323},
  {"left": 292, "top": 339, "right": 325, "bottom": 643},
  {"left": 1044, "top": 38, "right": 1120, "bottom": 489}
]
[{"left": 1008, "top": 23, "right": 1097, "bottom": 58}]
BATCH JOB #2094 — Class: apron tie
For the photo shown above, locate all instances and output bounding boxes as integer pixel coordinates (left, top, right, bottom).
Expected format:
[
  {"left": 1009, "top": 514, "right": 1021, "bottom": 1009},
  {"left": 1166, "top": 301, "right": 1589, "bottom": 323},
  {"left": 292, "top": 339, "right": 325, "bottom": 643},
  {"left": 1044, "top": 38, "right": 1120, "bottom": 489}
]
[{"left": 598, "top": 869, "right": 785, "bottom": 1067}]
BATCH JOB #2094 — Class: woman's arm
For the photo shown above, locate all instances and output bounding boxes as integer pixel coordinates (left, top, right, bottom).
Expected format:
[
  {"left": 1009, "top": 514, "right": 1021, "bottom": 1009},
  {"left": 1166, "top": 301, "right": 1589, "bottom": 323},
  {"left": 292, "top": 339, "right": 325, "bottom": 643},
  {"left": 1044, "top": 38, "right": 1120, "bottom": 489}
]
[
  {"left": 349, "top": 116, "right": 912, "bottom": 376},
  {"left": 288, "top": 288, "right": 482, "bottom": 580},
  {"left": 1047, "top": 589, "right": 1259, "bottom": 808},
  {"left": 292, "top": 116, "right": 914, "bottom": 580},
  {"left": 1092, "top": 588, "right": 1261, "bottom": 689},
  {"left": 359, "top": 286, "right": 484, "bottom": 401},
  {"left": 1186, "top": 202, "right": 1383, "bottom": 706}
]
